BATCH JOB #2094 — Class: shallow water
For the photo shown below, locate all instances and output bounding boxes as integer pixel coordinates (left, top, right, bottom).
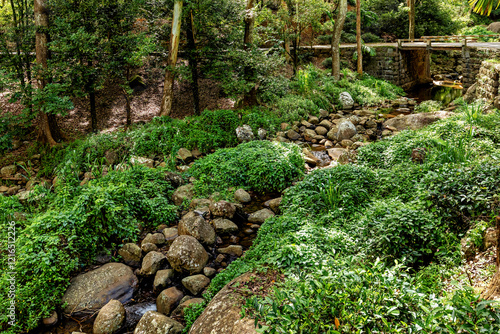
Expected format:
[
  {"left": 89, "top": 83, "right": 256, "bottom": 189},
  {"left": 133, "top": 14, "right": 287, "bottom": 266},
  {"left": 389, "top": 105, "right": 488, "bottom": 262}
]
[{"left": 408, "top": 81, "right": 463, "bottom": 105}]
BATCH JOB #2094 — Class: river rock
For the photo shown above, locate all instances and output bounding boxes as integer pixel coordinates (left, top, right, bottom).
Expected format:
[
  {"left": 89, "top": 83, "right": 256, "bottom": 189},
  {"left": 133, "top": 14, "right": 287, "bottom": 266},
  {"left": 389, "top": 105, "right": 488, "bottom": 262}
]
[
  {"left": 141, "top": 233, "right": 165, "bottom": 246},
  {"left": 286, "top": 129, "right": 301, "bottom": 140},
  {"left": 218, "top": 245, "right": 243, "bottom": 257},
  {"left": 203, "top": 267, "right": 217, "bottom": 278},
  {"left": 258, "top": 128, "right": 267, "bottom": 140},
  {"left": 167, "top": 235, "right": 208, "bottom": 274},
  {"left": 1, "top": 165, "right": 16, "bottom": 176},
  {"left": 327, "top": 148, "right": 347, "bottom": 161},
  {"left": 177, "top": 148, "right": 193, "bottom": 162},
  {"left": 315, "top": 126, "right": 328, "bottom": 136},
  {"left": 141, "top": 243, "right": 158, "bottom": 254},
  {"left": 190, "top": 198, "right": 212, "bottom": 210},
  {"left": 248, "top": 208, "right": 275, "bottom": 224},
  {"left": 62, "top": 263, "right": 137, "bottom": 315},
  {"left": 130, "top": 156, "right": 154, "bottom": 168},
  {"left": 209, "top": 200, "right": 236, "bottom": 219},
  {"left": 178, "top": 216, "right": 216, "bottom": 246},
  {"left": 118, "top": 243, "right": 142, "bottom": 267},
  {"left": 384, "top": 111, "right": 453, "bottom": 131},
  {"left": 336, "top": 120, "right": 357, "bottom": 141},
  {"left": 42, "top": 311, "right": 58, "bottom": 326},
  {"left": 319, "top": 119, "right": 332, "bottom": 129},
  {"left": 172, "top": 184, "right": 194, "bottom": 206},
  {"left": 140, "top": 251, "right": 167, "bottom": 276},
  {"left": 182, "top": 275, "right": 211, "bottom": 295},
  {"left": 134, "top": 311, "right": 183, "bottom": 334},
  {"left": 339, "top": 92, "right": 354, "bottom": 109},
  {"left": 93, "top": 299, "right": 125, "bottom": 334},
  {"left": 154, "top": 269, "right": 175, "bottom": 292},
  {"left": 488, "top": 22, "right": 500, "bottom": 33},
  {"left": 236, "top": 125, "right": 254, "bottom": 142},
  {"left": 213, "top": 218, "right": 238, "bottom": 234},
  {"left": 303, "top": 129, "right": 317, "bottom": 141},
  {"left": 157, "top": 287, "right": 184, "bottom": 316},
  {"left": 163, "top": 227, "right": 179, "bottom": 245},
  {"left": 326, "top": 126, "right": 338, "bottom": 141},
  {"left": 189, "top": 273, "right": 261, "bottom": 334},
  {"left": 268, "top": 197, "right": 282, "bottom": 214},
  {"left": 234, "top": 189, "right": 251, "bottom": 203}
]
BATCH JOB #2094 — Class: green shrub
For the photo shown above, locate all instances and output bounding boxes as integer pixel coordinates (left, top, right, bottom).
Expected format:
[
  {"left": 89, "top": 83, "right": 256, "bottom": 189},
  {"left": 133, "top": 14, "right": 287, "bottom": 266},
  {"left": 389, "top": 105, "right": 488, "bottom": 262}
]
[
  {"left": 362, "top": 32, "right": 383, "bottom": 43},
  {"left": 190, "top": 141, "right": 304, "bottom": 196},
  {"left": 274, "top": 94, "right": 320, "bottom": 124},
  {"left": 414, "top": 100, "right": 442, "bottom": 113}
]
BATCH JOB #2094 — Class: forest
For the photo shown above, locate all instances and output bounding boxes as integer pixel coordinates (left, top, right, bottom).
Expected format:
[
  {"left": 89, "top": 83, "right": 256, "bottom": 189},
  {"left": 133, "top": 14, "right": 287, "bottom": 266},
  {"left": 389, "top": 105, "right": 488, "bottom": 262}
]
[{"left": 1, "top": 0, "right": 500, "bottom": 333}]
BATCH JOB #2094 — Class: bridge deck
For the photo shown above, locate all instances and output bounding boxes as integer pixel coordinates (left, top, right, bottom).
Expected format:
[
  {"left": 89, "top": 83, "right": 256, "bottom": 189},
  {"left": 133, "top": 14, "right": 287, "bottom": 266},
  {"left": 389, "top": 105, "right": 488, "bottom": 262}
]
[{"left": 300, "top": 42, "right": 500, "bottom": 51}]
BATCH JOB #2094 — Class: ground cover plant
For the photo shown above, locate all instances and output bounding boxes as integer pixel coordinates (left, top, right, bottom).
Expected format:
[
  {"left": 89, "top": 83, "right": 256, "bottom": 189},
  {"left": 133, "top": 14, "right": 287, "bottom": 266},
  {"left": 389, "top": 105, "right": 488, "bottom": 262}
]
[{"left": 202, "top": 105, "right": 500, "bottom": 333}]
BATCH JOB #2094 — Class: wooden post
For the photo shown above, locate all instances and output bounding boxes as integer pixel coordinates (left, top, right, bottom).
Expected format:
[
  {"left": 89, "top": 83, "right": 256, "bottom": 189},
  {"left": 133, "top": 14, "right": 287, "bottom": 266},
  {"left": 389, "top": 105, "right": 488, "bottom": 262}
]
[{"left": 159, "top": 0, "right": 183, "bottom": 117}]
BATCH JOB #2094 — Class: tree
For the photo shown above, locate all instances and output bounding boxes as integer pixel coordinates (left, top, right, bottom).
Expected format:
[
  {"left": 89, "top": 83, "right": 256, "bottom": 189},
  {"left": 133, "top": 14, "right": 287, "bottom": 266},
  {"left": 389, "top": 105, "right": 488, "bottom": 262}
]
[
  {"left": 159, "top": 0, "right": 183, "bottom": 117},
  {"left": 356, "top": 0, "right": 362, "bottom": 75},
  {"left": 469, "top": 0, "right": 500, "bottom": 15},
  {"left": 244, "top": 0, "right": 256, "bottom": 47},
  {"left": 408, "top": 0, "right": 415, "bottom": 39},
  {"left": 331, "top": 0, "right": 347, "bottom": 80}
]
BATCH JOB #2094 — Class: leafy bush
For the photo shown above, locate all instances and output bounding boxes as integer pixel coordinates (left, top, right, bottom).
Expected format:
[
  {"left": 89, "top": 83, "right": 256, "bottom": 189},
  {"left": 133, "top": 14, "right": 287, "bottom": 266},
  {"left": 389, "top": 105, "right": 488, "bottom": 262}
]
[
  {"left": 414, "top": 100, "right": 442, "bottom": 113},
  {"left": 460, "top": 25, "right": 498, "bottom": 42},
  {"left": 190, "top": 141, "right": 304, "bottom": 196},
  {"left": 0, "top": 166, "right": 177, "bottom": 332},
  {"left": 362, "top": 32, "right": 383, "bottom": 43}
]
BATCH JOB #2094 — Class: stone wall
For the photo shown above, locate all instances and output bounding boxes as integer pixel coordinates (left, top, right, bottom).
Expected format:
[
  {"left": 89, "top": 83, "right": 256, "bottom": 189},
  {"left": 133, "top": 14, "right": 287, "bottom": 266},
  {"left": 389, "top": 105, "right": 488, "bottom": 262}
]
[
  {"left": 475, "top": 61, "right": 500, "bottom": 102},
  {"left": 460, "top": 48, "right": 500, "bottom": 90}
]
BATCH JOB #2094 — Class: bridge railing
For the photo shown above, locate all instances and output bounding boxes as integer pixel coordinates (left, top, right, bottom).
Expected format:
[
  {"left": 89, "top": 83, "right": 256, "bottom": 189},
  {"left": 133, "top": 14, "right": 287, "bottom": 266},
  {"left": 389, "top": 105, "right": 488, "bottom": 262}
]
[{"left": 397, "top": 34, "right": 500, "bottom": 48}]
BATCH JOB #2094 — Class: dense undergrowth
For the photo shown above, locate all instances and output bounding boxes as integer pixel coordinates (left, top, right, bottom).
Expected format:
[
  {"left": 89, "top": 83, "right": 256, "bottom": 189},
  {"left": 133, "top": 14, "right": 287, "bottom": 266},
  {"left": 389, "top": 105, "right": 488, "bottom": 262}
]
[{"left": 204, "top": 104, "right": 500, "bottom": 333}]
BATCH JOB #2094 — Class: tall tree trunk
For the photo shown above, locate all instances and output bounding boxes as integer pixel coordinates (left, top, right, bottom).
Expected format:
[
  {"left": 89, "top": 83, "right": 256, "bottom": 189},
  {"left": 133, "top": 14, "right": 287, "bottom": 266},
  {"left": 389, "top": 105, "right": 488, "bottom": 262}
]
[
  {"left": 159, "top": 0, "right": 183, "bottom": 117},
  {"left": 408, "top": 0, "right": 415, "bottom": 40},
  {"left": 331, "top": 0, "right": 347, "bottom": 80},
  {"left": 186, "top": 10, "right": 200, "bottom": 115},
  {"left": 243, "top": 0, "right": 256, "bottom": 47},
  {"left": 35, "top": 0, "right": 58, "bottom": 145},
  {"left": 356, "top": 0, "right": 362, "bottom": 75},
  {"left": 89, "top": 86, "right": 97, "bottom": 132}
]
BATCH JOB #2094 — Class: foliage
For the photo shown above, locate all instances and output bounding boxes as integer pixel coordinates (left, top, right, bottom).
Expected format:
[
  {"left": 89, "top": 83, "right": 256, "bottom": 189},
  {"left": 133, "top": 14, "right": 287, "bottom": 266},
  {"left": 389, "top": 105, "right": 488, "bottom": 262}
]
[
  {"left": 414, "top": 100, "right": 442, "bottom": 113},
  {"left": 460, "top": 25, "right": 499, "bottom": 41},
  {"left": 182, "top": 301, "right": 207, "bottom": 334},
  {"left": 189, "top": 141, "right": 304, "bottom": 196},
  {"left": 0, "top": 166, "right": 177, "bottom": 332}
]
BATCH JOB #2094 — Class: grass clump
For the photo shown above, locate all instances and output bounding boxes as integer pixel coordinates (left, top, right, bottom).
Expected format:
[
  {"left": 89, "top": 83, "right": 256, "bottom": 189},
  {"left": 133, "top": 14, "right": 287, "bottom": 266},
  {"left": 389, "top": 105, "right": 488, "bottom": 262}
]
[{"left": 414, "top": 100, "right": 442, "bottom": 113}]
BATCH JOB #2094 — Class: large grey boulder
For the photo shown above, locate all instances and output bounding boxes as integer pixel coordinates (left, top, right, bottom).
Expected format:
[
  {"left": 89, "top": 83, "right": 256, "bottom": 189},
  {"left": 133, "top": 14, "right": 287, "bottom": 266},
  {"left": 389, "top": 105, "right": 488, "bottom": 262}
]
[
  {"left": 167, "top": 236, "right": 208, "bottom": 274},
  {"left": 189, "top": 273, "right": 260, "bottom": 334},
  {"left": 384, "top": 111, "right": 453, "bottom": 131},
  {"left": 139, "top": 251, "right": 167, "bottom": 276},
  {"left": 488, "top": 22, "right": 500, "bottom": 33},
  {"left": 93, "top": 299, "right": 126, "bottom": 334},
  {"left": 134, "top": 311, "right": 183, "bottom": 334},
  {"left": 157, "top": 287, "right": 184, "bottom": 316},
  {"left": 234, "top": 189, "right": 251, "bottom": 203},
  {"left": 62, "top": 263, "right": 138, "bottom": 315},
  {"left": 182, "top": 275, "right": 211, "bottom": 295},
  {"left": 213, "top": 218, "right": 238, "bottom": 234},
  {"left": 178, "top": 216, "right": 216, "bottom": 246},
  {"left": 339, "top": 92, "right": 354, "bottom": 109},
  {"left": 209, "top": 200, "right": 236, "bottom": 219},
  {"left": 118, "top": 243, "right": 142, "bottom": 267}
]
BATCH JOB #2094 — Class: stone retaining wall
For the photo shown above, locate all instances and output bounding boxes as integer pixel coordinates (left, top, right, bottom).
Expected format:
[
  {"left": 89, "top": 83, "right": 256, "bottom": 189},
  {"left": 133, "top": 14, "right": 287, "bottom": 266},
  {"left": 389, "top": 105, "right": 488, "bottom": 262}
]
[{"left": 475, "top": 61, "right": 500, "bottom": 102}]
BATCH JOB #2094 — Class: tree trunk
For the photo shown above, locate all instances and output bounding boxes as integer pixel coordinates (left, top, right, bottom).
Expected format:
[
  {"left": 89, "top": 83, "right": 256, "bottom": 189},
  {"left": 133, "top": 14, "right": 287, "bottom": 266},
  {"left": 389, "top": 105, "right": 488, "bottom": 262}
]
[
  {"left": 89, "top": 86, "right": 97, "bottom": 132},
  {"left": 356, "top": 0, "right": 362, "bottom": 75},
  {"left": 35, "top": 0, "right": 58, "bottom": 145},
  {"left": 331, "top": 0, "right": 347, "bottom": 80},
  {"left": 186, "top": 10, "right": 200, "bottom": 115},
  {"left": 159, "top": 0, "right": 183, "bottom": 117},
  {"left": 243, "top": 0, "right": 256, "bottom": 47},
  {"left": 408, "top": 0, "right": 415, "bottom": 40}
]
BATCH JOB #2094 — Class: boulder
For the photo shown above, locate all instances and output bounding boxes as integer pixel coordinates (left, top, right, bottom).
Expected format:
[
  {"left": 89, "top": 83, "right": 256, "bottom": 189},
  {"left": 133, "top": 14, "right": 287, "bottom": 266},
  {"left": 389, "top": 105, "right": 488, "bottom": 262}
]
[
  {"left": 286, "top": 129, "right": 301, "bottom": 140},
  {"left": 167, "top": 236, "right": 208, "bottom": 274},
  {"left": 268, "top": 197, "right": 282, "bottom": 214},
  {"left": 258, "top": 128, "right": 267, "bottom": 140},
  {"left": 140, "top": 251, "right": 167, "bottom": 276},
  {"left": 177, "top": 148, "right": 194, "bottom": 162},
  {"left": 154, "top": 269, "right": 175, "bottom": 292},
  {"left": 209, "top": 201, "right": 236, "bottom": 219},
  {"left": 190, "top": 198, "right": 212, "bottom": 210},
  {"left": 384, "top": 111, "right": 453, "bottom": 131},
  {"left": 163, "top": 227, "right": 179, "bottom": 245},
  {"left": 157, "top": 287, "right": 184, "bottom": 316},
  {"left": 134, "top": 311, "right": 183, "bottom": 334},
  {"left": 189, "top": 273, "right": 261, "bottom": 334},
  {"left": 339, "top": 92, "right": 354, "bottom": 109},
  {"left": 236, "top": 125, "right": 255, "bottom": 143},
  {"left": 336, "top": 120, "right": 357, "bottom": 141},
  {"left": 182, "top": 275, "right": 211, "bottom": 295},
  {"left": 165, "top": 172, "right": 184, "bottom": 188},
  {"left": 213, "top": 218, "right": 239, "bottom": 234},
  {"left": 488, "top": 22, "right": 500, "bottom": 33},
  {"left": 218, "top": 245, "right": 243, "bottom": 257},
  {"left": 303, "top": 129, "right": 317, "bottom": 141},
  {"left": 141, "top": 243, "right": 158, "bottom": 254},
  {"left": 62, "top": 263, "right": 137, "bottom": 315},
  {"left": 234, "top": 189, "right": 251, "bottom": 203},
  {"left": 248, "top": 209, "right": 275, "bottom": 224},
  {"left": 141, "top": 233, "right": 165, "bottom": 246},
  {"left": 130, "top": 156, "right": 154, "bottom": 168},
  {"left": 178, "top": 216, "right": 216, "bottom": 246},
  {"left": 315, "top": 126, "right": 328, "bottom": 136},
  {"left": 203, "top": 267, "right": 217, "bottom": 278},
  {"left": 118, "top": 243, "right": 142, "bottom": 267},
  {"left": 93, "top": 300, "right": 125, "bottom": 334},
  {"left": 464, "top": 83, "right": 477, "bottom": 103},
  {"left": 1, "top": 165, "right": 17, "bottom": 177},
  {"left": 327, "top": 148, "right": 347, "bottom": 161},
  {"left": 42, "top": 311, "right": 58, "bottom": 326},
  {"left": 172, "top": 184, "right": 194, "bottom": 206}
]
